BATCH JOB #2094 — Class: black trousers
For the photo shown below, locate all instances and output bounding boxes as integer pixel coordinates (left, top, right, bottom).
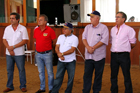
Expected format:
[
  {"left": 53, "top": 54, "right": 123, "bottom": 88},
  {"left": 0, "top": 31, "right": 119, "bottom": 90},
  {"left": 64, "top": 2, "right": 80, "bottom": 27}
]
[
  {"left": 110, "top": 52, "right": 133, "bottom": 93},
  {"left": 83, "top": 58, "right": 105, "bottom": 93}
]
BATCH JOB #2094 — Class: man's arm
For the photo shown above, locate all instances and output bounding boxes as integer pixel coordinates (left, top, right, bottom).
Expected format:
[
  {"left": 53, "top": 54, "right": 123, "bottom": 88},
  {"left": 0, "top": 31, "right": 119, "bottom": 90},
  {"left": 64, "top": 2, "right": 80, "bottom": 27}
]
[
  {"left": 83, "top": 39, "right": 93, "bottom": 54},
  {"left": 52, "top": 39, "right": 56, "bottom": 48},
  {"left": 3, "top": 39, "right": 15, "bottom": 56},
  {"left": 55, "top": 44, "right": 64, "bottom": 60},
  {"left": 131, "top": 43, "right": 136, "bottom": 49},
  {"left": 3, "top": 39, "right": 9, "bottom": 49},
  {"left": 62, "top": 47, "right": 76, "bottom": 56},
  {"left": 92, "top": 41, "right": 104, "bottom": 51},
  {"left": 8, "top": 40, "right": 28, "bottom": 51}
]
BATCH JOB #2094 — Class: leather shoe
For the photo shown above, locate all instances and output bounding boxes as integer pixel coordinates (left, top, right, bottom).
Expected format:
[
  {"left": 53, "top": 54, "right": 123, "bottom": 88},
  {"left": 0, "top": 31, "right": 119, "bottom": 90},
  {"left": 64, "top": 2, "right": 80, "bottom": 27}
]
[
  {"left": 21, "top": 88, "right": 27, "bottom": 92},
  {"left": 36, "top": 89, "right": 45, "bottom": 93},
  {"left": 49, "top": 90, "right": 52, "bottom": 93},
  {"left": 3, "top": 88, "right": 13, "bottom": 92}
]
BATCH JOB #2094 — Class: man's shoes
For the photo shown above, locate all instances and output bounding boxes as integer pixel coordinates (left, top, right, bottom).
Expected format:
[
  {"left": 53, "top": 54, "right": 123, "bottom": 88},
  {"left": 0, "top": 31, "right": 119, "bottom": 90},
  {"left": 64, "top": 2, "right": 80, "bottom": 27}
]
[
  {"left": 36, "top": 89, "right": 46, "bottom": 93},
  {"left": 49, "top": 90, "right": 52, "bottom": 93},
  {"left": 3, "top": 88, "right": 13, "bottom": 92},
  {"left": 21, "top": 88, "right": 27, "bottom": 92},
  {"left": 35, "top": 64, "right": 37, "bottom": 66}
]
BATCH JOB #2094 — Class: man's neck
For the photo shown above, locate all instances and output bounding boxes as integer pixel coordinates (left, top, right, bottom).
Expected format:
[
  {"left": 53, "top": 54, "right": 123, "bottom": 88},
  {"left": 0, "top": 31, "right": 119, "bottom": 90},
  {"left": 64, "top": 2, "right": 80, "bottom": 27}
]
[
  {"left": 117, "top": 23, "right": 124, "bottom": 29},
  {"left": 40, "top": 25, "right": 46, "bottom": 31},
  {"left": 12, "top": 23, "right": 19, "bottom": 31},
  {"left": 92, "top": 22, "right": 99, "bottom": 27}
]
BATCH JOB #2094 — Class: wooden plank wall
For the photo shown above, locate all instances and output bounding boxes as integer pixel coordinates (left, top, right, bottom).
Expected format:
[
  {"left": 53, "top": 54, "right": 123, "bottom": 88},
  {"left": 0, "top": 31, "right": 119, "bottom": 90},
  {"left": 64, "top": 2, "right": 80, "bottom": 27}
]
[{"left": 0, "top": 25, "right": 140, "bottom": 65}]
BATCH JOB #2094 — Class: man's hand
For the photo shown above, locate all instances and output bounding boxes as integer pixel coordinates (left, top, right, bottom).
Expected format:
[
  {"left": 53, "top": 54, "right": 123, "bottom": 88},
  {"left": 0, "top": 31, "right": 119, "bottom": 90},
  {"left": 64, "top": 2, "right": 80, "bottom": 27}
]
[
  {"left": 87, "top": 46, "right": 95, "bottom": 54},
  {"left": 60, "top": 56, "right": 65, "bottom": 60},
  {"left": 57, "top": 52, "right": 63, "bottom": 58},
  {"left": 8, "top": 46, "right": 14, "bottom": 51},
  {"left": 9, "top": 50, "right": 15, "bottom": 56}
]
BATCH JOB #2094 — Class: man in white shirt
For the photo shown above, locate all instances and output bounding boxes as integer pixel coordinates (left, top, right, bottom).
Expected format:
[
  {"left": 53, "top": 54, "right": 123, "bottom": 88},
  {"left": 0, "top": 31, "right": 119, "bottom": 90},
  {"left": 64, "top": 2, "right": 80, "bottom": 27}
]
[
  {"left": 51, "top": 22, "right": 79, "bottom": 93},
  {"left": 3, "top": 12, "right": 29, "bottom": 92}
]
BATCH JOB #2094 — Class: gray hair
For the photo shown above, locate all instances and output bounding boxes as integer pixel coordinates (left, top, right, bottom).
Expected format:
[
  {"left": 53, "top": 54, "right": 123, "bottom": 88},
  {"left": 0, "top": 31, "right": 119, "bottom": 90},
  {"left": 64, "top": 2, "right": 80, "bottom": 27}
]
[
  {"left": 39, "top": 14, "right": 48, "bottom": 22},
  {"left": 68, "top": 28, "right": 74, "bottom": 33}
]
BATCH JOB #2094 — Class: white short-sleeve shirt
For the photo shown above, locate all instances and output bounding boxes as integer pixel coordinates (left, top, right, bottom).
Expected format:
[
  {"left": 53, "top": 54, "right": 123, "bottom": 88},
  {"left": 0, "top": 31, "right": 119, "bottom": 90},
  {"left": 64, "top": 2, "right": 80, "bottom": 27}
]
[
  {"left": 3, "top": 24, "right": 29, "bottom": 55},
  {"left": 56, "top": 34, "right": 79, "bottom": 62}
]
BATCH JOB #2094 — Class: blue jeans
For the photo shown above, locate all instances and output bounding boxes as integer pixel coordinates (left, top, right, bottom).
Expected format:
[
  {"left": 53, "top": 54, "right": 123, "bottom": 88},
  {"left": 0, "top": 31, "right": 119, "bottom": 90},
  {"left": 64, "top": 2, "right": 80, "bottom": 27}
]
[
  {"left": 36, "top": 50, "right": 54, "bottom": 90},
  {"left": 51, "top": 60, "right": 76, "bottom": 93},
  {"left": 111, "top": 52, "right": 133, "bottom": 93},
  {"left": 6, "top": 55, "right": 26, "bottom": 90},
  {"left": 83, "top": 58, "right": 105, "bottom": 93}
]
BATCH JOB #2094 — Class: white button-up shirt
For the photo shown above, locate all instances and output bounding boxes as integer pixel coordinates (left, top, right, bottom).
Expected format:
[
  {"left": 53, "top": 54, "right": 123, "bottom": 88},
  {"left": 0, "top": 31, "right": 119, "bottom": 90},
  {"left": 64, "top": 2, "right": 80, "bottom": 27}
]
[
  {"left": 56, "top": 34, "right": 79, "bottom": 62},
  {"left": 110, "top": 23, "right": 136, "bottom": 52},
  {"left": 3, "top": 24, "right": 29, "bottom": 55}
]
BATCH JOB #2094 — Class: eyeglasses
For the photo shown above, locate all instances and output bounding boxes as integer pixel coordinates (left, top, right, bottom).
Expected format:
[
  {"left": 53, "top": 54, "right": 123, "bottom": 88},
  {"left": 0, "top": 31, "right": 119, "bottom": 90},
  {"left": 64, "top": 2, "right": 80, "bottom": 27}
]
[{"left": 115, "top": 16, "right": 123, "bottom": 18}]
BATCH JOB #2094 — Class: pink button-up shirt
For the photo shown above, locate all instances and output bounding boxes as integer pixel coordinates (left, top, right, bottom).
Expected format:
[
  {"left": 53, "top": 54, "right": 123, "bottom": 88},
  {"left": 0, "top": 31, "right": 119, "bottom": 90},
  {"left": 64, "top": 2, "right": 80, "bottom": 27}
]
[
  {"left": 82, "top": 23, "right": 109, "bottom": 61},
  {"left": 110, "top": 23, "right": 136, "bottom": 52}
]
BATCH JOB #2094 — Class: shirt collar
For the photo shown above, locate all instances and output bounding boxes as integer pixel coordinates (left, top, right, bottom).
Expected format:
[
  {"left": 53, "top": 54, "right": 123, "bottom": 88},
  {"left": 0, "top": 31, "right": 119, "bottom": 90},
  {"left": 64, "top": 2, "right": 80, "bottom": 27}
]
[
  {"left": 115, "top": 23, "right": 125, "bottom": 28},
  {"left": 38, "top": 25, "right": 48, "bottom": 31},
  {"left": 91, "top": 23, "right": 100, "bottom": 28},
  {"left": 10, "top": 24, "right": 20, "bottom": 28},
  {"left": 64, "top": 33, "right": 73, "bottom": 37}
]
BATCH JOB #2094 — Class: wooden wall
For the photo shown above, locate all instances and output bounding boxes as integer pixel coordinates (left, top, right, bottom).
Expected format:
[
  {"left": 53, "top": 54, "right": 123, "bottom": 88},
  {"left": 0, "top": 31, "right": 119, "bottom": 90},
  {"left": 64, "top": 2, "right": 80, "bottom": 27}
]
[{"left": 0, "top": 25, "right": 140, "bottom": 65}]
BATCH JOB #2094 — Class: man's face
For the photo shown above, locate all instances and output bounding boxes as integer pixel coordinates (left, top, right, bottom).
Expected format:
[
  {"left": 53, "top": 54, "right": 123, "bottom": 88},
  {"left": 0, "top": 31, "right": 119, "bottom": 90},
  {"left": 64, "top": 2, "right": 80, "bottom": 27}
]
[
  {"left": 62, "top": 27, "right": 71, "bottom": 36},
  {"left": 115, "top": 13, "right": 125, "bottom": 25},
  {"left": 10, "top": 15, "right": 19, "bottom": 25},
  {"left": 38, "top": 17, "right": 47, "bottom": 26},
  {"left": 90, "top": 15, "right": 99, "bottom": 25}
]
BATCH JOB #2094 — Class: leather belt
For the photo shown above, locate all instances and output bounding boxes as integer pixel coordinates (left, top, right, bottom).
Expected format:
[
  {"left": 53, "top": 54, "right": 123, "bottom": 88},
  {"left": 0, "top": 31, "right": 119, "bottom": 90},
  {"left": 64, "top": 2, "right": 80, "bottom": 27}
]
[
  {"left": 37, "top": 50, "right": 51, "bottom": 54},
  {"left": 113, "top": 52, "right": 128, "bottom": 54}
]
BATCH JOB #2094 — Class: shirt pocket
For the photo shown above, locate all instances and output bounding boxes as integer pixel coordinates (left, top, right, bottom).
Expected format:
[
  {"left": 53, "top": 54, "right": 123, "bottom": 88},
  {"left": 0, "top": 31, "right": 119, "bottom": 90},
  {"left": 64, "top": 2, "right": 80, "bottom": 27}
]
[
  {"left": 66, "top": 42, "right": 72, "bottom": 48},
  {"left": 15, "top": 31, "right": 22, "bottom": 41},
  {"left": 95, "top": 34, "right": 101, "bottom": 42}
]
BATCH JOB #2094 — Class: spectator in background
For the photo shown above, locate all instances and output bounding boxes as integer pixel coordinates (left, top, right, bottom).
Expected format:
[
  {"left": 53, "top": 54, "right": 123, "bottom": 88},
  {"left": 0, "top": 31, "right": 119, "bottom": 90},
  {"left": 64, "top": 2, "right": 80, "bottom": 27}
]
[{"left": 128, "top": 16, "right": 135, "bottom": 22}]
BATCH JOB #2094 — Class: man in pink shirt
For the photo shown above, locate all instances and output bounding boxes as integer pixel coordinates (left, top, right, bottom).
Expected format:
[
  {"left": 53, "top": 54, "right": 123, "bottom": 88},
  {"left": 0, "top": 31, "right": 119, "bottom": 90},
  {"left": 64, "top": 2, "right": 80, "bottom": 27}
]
[
  {"left": 82, "top": 11, "right": 109, "bottom": 93},
  {"left": 110, "top": 12, "right": 136, "bottom": 93}
]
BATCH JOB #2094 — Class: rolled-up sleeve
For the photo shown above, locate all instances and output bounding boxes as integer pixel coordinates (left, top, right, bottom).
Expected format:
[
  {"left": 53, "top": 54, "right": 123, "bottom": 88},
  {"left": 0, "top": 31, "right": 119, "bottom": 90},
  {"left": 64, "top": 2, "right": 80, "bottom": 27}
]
[
  {"left": 100, "top": 26, "right": 109, "bottom": 45},
  {"left": 82, "top": 26, "right": 88, "bottom": 40},
  {"left": 128, "top": 28, "right": 136, "bottom": 44}
]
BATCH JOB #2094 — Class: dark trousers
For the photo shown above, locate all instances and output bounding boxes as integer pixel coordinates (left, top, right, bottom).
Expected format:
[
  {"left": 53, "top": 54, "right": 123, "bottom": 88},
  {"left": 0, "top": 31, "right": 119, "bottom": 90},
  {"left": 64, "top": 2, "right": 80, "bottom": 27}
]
[
  {"left": 83, "top": 58, "right": 105, "bottom": 93},
  {"left": 111, "top": 52, "right": 133, "bottom": 93},
  {"left": 51, "top": 60, "right": 76, "bottom": 93}
]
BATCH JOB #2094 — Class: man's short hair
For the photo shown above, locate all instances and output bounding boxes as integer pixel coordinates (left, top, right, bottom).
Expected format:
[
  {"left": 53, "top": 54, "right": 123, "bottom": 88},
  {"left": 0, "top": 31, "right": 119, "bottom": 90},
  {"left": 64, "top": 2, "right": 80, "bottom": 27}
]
[
  {"left": 39, "top": 14, "right": 48, "bottom": 22},
  {"left": 117, "top": 11, "right": 127, "bottom": 22},
  {"left": 10, "top": 12, "right": 20, "bottom": 20}
]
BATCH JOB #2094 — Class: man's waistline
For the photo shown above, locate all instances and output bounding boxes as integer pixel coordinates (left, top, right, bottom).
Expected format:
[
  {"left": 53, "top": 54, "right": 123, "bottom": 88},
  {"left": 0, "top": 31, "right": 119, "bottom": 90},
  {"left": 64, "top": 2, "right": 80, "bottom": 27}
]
[
  {"left": 37, "top": 50, "right": 51, "bottom": 54},
  {"left": 112, "top": 52, "right": 129, "bottom": 54}
]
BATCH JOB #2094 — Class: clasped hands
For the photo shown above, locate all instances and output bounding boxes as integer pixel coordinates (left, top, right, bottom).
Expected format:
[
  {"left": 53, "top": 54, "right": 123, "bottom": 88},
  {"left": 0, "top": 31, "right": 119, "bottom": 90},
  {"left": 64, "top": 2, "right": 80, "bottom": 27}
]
[
  {"left": 7, "top": 46, "right": 15, "bottom": 56},
  {"left": 87, "top": 46, "right": 95, "bottom": 54},
  {"left": 57, "top": 52, "right": 65, "bottom": 60}
]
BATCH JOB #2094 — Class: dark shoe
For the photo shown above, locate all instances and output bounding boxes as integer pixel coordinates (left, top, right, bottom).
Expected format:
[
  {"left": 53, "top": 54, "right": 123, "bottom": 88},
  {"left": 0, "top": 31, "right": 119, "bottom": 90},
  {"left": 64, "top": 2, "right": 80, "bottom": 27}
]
[
  {"left": 21, "top": 88, "right": 27, "bottom": 92},
  {"left": 49, "top": 90, "right": 52, "bottom": 93},
  {"left": 3, "top": 88, "right": 13, "bottom": 92},
  {"left": 36, "top": 89, "right": 45, "bottom": 93}
]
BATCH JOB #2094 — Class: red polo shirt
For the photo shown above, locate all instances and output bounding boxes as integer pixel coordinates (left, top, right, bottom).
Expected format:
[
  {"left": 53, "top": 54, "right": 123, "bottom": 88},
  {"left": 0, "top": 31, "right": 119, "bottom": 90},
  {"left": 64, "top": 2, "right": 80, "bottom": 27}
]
[{"left": 33, "top": 25, "right": 56, "bottom": 52}]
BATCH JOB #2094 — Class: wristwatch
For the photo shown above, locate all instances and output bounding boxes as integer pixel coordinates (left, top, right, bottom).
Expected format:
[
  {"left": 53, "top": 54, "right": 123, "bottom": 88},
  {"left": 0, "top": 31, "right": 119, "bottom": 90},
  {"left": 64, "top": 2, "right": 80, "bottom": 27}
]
[{"left": 13, "top": 45, "right": 15, "bottom": 49}]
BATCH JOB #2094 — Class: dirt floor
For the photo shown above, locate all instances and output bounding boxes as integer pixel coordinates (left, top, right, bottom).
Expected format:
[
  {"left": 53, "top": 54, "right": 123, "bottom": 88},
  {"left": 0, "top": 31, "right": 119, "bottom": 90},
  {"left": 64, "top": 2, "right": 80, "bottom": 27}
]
[{"left": 0, "top": 57, "right": 140, "bottom": 93}]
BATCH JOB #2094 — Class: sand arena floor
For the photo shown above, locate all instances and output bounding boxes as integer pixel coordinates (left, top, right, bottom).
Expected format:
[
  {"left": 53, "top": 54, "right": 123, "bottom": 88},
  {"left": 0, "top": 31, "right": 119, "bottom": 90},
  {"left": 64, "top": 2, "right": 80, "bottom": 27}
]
[{"left": 0, "top": 57, "right": 140, "bottom": 93}]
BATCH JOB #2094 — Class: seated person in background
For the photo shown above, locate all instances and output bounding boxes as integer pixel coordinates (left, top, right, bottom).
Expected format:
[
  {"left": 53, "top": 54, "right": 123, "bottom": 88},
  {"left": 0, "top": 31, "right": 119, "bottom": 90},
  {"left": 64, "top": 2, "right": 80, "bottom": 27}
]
[{"left": 128, "top": 16, "right": 135, "bottom": 22}]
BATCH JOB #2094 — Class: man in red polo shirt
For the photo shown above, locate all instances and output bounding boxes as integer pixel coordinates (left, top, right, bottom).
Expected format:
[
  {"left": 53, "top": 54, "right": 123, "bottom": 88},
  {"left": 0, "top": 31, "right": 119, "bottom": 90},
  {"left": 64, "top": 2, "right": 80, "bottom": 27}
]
[{"left": 34, "top": 14, "right": 56, "bottom": 93}]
